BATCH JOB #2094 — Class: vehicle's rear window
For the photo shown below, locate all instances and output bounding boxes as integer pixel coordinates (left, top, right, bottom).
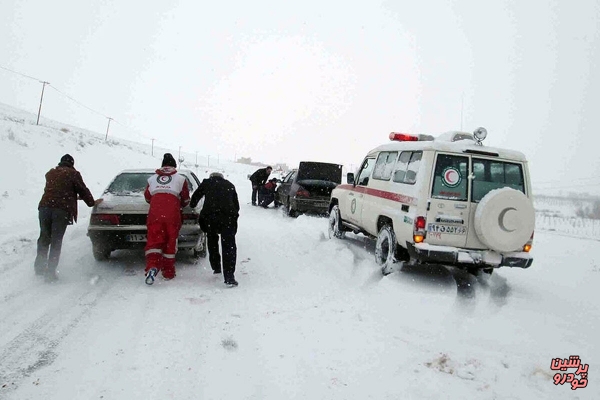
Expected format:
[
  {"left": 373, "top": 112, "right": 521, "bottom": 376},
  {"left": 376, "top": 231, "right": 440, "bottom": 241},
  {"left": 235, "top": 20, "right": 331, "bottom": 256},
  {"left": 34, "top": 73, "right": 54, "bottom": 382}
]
[
  {"left": 297, "top": 162, "right": 342, "bottom": 183},
  {"left": 431, "top": 154, "right": 469, "bottom": 201},
  {"left": 106, "top": 173, "right": 152, "bottom": 194},
  {"left": 472, "top": 158, "right": 525, "bottom": 202}
]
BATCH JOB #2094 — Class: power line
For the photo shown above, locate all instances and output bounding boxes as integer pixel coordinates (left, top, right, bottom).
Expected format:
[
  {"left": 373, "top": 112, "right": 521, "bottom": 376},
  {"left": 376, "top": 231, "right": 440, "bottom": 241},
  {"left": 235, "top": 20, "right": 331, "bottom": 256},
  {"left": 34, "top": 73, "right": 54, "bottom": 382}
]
[
  {"left": 47, "top": 85, "right": 109, "bottom": 119},
  {"left": 0, "top": 64, "right": 234, "bottom": 160},
  {"left": 0, "top": 64, "right": 42, "bottom": 82}
]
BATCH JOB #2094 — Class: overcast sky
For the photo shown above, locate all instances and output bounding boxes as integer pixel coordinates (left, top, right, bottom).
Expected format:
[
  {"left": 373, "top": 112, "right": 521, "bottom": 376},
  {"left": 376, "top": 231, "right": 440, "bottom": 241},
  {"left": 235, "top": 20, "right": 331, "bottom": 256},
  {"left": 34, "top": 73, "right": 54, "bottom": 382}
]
[{"left": 1, "top": 0, "right": 599, "bottom": 194}]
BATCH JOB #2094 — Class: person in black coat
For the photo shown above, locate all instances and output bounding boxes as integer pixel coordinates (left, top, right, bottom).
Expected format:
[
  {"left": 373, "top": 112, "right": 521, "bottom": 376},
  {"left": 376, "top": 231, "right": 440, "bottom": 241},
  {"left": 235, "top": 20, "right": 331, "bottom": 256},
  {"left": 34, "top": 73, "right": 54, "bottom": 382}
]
[
  {"left": 249, "top": 166, "right": 272, "bottom": 206},
  {"left": 190, "top": 172, "right": 240, "bottom": 286}
]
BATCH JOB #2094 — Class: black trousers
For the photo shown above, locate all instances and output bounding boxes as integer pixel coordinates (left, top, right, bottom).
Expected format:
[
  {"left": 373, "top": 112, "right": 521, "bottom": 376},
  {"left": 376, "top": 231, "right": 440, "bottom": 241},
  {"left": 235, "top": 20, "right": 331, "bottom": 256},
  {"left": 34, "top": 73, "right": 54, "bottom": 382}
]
[
  {"left": 251, "top": 183, "right": 259, "bottom": 205},
  {"left": 203, "top": 217, "right": 238, "bottom": 281},
  {"left": 259, "top": 192, "right": 275, "bottom": 207},
  {"left": 34, "top": 207, "right": 70, "bottom": 273}
]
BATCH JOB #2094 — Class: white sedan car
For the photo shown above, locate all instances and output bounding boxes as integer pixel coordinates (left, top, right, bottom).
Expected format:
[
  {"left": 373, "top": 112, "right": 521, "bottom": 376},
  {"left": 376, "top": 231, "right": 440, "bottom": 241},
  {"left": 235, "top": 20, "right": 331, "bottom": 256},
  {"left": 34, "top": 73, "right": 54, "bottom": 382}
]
[{"left": 87, "top": 168, "right": 207, "bottom": 261}]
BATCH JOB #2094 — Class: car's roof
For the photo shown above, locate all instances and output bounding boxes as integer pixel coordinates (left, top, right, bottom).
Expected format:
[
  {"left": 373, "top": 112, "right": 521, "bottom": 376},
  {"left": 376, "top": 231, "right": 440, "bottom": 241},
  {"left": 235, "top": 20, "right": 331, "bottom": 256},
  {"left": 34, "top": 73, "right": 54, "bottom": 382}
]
[
  {"left": 298, "top": 161, "right": 343, "bottom": 166},
  {"left": 118, "top": 168, "right": 195, "bottom": 174},
  {"left": 368, "top": 132, "right": 528, "bottom": 162}
]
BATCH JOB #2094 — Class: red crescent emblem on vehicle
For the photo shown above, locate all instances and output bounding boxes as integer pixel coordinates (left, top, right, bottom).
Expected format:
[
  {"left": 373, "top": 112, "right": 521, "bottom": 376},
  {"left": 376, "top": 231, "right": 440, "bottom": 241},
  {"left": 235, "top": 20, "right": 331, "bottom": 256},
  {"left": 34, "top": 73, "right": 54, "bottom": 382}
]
[{"left": 442, "top": 167, "right": 461, "bottom": 187}]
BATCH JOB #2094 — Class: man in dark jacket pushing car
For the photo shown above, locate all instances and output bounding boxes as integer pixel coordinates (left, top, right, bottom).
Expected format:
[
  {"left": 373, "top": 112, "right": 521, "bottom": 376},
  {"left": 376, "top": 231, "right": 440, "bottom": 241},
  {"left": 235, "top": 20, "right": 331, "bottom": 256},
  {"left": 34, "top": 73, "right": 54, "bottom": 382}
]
[{"left": 190, "top": 172, "right": 240, "bottom": 287}]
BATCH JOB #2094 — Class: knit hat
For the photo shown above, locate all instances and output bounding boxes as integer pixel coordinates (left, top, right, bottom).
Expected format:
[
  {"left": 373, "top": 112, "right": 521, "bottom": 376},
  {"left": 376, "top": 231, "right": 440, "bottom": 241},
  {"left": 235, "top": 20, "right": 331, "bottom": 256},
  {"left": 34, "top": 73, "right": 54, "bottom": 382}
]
[
  {"left": 60, "top": 154, "right": 75, "bottom": 167},
  {"left": 162, "top": 153, "right": 177, "bottom": 168}
]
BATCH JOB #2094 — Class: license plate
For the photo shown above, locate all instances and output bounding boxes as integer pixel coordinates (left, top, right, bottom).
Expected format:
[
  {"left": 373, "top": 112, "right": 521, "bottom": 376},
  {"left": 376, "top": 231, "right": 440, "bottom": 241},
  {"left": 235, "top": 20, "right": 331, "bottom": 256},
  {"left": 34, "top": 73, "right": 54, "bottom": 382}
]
[
  {"left": 126, "top": 234, "right": 147, "bottom": 242},
  {"left": 427, "top": 224, "right": 466, "bottom": 235}
]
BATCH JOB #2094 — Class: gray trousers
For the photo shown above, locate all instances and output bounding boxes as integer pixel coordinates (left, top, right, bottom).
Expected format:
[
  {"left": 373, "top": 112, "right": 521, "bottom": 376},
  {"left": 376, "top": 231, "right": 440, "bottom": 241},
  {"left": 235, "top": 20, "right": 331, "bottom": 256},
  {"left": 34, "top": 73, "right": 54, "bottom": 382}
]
[{"left": 34, "top": 207, "right": 70, "bottom": 273}]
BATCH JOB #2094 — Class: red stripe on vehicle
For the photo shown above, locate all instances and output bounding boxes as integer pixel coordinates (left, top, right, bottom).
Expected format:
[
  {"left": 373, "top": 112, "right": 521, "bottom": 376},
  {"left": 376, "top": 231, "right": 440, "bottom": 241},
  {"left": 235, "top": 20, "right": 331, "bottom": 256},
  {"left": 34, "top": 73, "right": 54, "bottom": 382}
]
[{"left": 336, "top": 184, "right": 417, "bottom": 205}]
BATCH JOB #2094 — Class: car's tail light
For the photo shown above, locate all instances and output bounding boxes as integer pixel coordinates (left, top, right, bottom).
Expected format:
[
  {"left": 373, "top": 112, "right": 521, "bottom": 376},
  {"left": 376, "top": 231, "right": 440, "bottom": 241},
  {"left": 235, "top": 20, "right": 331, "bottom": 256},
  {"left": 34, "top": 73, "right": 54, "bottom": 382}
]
[
  {"left": 295, "top": 188, "right": 310, "bottom": 198},
  {"left": 90, "top": 214, "right": 120, "bottom": 225},
  {"left": 414, "top": 216, "right": 426, "bottom": 243},
  {"left": 414, "top": 216, "right": 426, "bottom": 231}
]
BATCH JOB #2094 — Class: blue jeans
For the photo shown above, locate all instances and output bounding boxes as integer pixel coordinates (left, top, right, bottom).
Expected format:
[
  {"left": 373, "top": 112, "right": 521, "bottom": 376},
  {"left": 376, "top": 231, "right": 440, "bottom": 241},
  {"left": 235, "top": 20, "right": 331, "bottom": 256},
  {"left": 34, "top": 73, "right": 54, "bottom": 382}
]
[{"left": 34, "top": 207, "right": 70, "bottom": 274}]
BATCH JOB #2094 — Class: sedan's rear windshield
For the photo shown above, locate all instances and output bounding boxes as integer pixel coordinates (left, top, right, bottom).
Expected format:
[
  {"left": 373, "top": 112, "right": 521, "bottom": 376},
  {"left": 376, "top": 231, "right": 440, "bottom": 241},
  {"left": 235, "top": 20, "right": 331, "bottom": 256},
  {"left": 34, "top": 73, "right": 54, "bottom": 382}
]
[
  {"left": 297, "top": 162, "right": 342, "bottom": 183},
  {"left": 472, "top": 158, "right": 525, "bottom": 202},
  {"left": 106, "top": 173, "right": 153, "bottom": 194},
  {"left": 106, "top": 172, "right": 195, "bottom": 195}
]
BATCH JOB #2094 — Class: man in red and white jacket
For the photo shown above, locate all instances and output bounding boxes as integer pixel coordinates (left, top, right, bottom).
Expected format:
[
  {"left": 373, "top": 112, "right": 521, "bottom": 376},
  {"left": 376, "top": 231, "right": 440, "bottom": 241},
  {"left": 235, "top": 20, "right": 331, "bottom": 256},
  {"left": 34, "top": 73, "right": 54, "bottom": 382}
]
[{"left": 143, "top": 153, "right": 190, "bottom": 284}]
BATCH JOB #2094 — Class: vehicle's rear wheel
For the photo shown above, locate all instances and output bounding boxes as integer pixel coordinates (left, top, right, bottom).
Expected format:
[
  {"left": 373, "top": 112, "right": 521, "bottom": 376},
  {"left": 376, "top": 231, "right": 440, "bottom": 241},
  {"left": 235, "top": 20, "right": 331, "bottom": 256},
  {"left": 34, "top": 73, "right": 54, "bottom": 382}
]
[
  {"left": 375, "top": 225, "right": 399, "bottom": 275},
  {"left": 286, "top": 197, "right": 297, "bottom": 218},
  {"left": 328, "top": 205, "right": 346, "bottom": 239},
  {"left": 92, "top": 243, "right": 111, "bottom": 261}
]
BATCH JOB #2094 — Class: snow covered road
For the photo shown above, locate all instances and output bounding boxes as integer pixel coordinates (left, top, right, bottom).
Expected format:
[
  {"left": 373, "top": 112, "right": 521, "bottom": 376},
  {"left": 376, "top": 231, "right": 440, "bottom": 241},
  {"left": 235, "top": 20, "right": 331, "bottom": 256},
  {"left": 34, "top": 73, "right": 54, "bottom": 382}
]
[{"left": 1, "top": 202, "right": 598, "bottom": 399}]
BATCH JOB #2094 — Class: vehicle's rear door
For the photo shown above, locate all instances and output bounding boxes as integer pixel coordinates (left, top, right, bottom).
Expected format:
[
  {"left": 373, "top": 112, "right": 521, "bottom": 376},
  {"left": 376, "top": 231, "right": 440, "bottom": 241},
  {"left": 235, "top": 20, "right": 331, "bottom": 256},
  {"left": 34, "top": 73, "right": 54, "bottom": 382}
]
[
  {"left": 427, "top": 153, "right": 470, "bottom": 247},
  {"left": 276, "top": 170, "right": 296, "bottom": 207},
  {"left": 296, "top": 162, "right": 342, "bottom": 206},
  {"left": 466, "top": 157, "right": 527, "bottom": 249}
]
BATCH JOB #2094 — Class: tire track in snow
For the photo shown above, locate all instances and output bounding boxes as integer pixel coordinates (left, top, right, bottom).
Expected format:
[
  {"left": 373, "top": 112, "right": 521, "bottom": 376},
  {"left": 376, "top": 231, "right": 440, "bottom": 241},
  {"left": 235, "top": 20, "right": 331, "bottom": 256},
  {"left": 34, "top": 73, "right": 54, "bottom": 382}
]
[{"left": 0, "top": 274, "right": 115, "bottom": 394}]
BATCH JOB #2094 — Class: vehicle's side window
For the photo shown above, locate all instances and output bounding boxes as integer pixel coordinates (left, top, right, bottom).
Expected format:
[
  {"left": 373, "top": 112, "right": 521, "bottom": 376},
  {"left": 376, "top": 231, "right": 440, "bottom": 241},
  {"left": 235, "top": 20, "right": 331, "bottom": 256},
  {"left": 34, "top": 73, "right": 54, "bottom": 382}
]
[
  {"left": 190, "top": 172, "right": 201, "bottom": 188},
  {"left": 372, "top": 151, "right": 398, "bottom": 181},
  {"left": 357, "top": 158, "right": 376, "bottom": 186},
  {"left": 431, "top": 154, "right": 469, "bottom": 201},
  {"left": 393, "top": 151, "right": 422, "bottom": 185},
  {"left": 405, "top": 151, "right": 422, "bottom": 184},
  {"left": 286, "top": 171, "right": 297, "bottom": 183},
  {"left": 392, "top": 151, "right": 411, "bottom": 183},
  {"left": 183, "top": 174, "right": 195, "bottom": 192},
  {"left": 282, "top": 171, "right": 293, "bottom": 183}
]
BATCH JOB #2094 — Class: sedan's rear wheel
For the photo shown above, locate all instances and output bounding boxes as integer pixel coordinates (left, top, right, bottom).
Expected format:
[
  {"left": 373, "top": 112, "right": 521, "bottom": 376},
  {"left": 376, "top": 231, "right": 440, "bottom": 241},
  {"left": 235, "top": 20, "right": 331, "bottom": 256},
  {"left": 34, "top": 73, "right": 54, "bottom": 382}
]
[
  {"left": 286, "top": 197, "right": 297, "bottom": 218},
  {"left": 375, "top": 225, "right": 399, "bottom": 275}
]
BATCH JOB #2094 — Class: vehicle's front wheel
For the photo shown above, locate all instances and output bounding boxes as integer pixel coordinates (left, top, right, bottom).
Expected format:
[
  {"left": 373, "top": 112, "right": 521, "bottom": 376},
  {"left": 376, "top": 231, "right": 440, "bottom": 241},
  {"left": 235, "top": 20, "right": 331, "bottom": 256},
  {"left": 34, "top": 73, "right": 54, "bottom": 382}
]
[
  {"left": 92, "top": 243, "right": 111, "bottom": 261},
  {"left": 375, "top": 225, "right": 399, "bottom": 275},
  {"left": 328, "top": 205, "right": 346, "bottom": 239}
]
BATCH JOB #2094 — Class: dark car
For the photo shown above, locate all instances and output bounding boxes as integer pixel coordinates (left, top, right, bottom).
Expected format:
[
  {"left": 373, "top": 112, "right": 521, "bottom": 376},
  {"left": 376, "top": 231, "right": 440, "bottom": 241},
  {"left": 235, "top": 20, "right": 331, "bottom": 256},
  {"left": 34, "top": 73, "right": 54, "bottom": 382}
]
[
  {"left": 275, "top": 161, "right": 343, "bottom": 217},
  {"left": 87, "top": 168, "right": 207, "bottom": 261}
]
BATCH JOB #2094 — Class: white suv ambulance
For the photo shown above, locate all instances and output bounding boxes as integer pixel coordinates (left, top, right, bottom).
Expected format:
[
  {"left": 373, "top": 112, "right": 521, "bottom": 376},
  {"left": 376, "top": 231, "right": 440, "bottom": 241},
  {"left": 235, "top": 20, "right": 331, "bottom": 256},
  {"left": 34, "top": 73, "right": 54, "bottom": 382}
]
[{"left": 328, "top": 128, "right": 535, "bottom": 275}]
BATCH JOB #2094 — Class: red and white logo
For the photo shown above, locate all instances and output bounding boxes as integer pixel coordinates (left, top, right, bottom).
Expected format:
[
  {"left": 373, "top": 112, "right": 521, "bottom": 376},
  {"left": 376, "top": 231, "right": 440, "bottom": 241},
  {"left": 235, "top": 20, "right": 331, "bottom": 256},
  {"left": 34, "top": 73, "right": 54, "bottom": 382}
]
[
  {"left": 157, "top": 175, "right": 173, "bottom": 185},
  {"left": 442, "top": 167, "right": 461, "bottom": 188}
]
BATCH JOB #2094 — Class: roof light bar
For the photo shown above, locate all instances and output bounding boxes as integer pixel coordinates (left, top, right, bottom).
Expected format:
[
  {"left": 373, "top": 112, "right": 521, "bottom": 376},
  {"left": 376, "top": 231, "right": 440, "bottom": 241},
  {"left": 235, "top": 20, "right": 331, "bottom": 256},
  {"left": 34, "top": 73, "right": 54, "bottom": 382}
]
[{"left": 389, "top": 132, "right": 434, "bottom": 142}]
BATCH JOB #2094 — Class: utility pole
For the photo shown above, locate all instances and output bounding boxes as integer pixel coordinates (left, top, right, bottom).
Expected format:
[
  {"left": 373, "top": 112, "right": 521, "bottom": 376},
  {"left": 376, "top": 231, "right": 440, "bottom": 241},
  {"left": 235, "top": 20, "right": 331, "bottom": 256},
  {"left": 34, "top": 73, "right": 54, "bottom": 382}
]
[
  {"left": 217, "top": 154, "right": 220, "bottom": 165},
  {"left": 207, "top": 155, "right": 210, "bottom": 168},
  {"left": 151, "top": 139, "right": 155, "bottom": 156},
  {"left": 36, "top": 81, "right": 49, "bottom": 125},
  {"left": 178, "top": 146, "right": 181, "bottom": 161},
  {"left": 105, "top": 117, "right": 113, "bottom": 141}
]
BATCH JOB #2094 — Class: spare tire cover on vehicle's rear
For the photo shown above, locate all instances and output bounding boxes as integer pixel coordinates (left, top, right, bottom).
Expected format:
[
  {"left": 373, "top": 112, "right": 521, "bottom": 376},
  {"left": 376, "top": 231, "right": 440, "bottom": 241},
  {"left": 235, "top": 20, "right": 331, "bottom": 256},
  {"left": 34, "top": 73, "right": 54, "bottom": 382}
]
[{"left": 474, "top": 188, "right": 535, "bottom": 253}]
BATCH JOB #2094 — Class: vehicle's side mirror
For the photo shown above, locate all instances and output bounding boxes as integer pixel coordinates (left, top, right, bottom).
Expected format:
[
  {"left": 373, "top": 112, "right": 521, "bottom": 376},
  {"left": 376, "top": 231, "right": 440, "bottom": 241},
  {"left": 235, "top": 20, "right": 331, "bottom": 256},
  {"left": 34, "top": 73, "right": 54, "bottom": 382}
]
[{"left": 347, "top": 173, "right": 354, "bottom": 185}]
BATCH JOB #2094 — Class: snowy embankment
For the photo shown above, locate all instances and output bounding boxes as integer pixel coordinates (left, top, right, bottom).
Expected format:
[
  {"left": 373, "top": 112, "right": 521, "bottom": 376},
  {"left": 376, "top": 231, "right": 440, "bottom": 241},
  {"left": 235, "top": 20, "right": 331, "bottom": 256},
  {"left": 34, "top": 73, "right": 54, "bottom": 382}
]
[{"left": 0, "top": 103, "right": 598, "bottom": 399}]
